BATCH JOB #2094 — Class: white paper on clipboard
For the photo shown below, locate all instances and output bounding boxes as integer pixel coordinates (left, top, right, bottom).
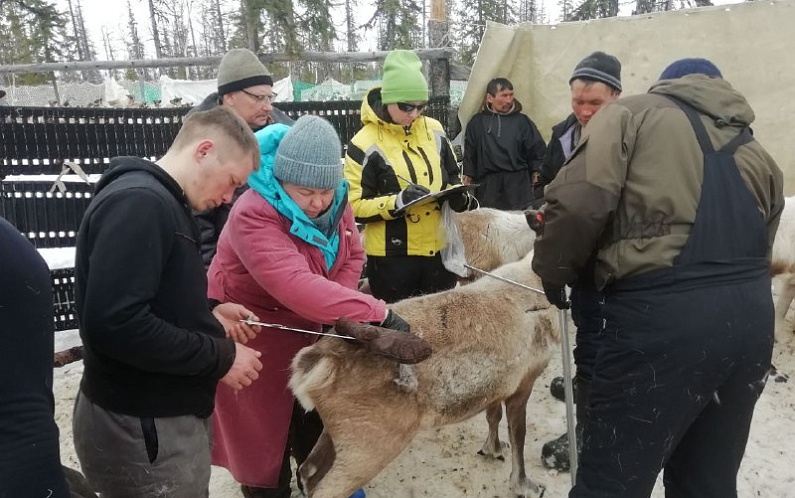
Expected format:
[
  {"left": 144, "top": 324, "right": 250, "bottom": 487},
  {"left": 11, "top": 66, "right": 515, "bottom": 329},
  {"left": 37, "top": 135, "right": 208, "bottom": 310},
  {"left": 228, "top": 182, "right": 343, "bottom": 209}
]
[{"left": 395, "top": 183, "right": 479, "bottom": 214}]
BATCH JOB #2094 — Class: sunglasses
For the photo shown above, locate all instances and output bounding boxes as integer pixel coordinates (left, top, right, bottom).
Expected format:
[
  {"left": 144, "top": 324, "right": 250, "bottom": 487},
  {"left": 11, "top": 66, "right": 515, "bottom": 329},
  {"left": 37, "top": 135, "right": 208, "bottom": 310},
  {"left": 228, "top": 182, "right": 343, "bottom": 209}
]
[{"left": 396, "top": 102, "right": 427, "bottom": 113}]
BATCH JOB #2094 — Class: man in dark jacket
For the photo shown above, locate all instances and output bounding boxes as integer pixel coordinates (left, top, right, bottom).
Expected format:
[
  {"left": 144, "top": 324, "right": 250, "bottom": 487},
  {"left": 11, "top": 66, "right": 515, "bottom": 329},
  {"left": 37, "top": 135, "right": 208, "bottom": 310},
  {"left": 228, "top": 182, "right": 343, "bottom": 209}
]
[
  {"left": 534, "top": 59, "right": 783, "bottom": 498},
  {"left": 537, "top": 51, "right": 623, "bottom": 471},
  {"left": 462, "top": 77, "right": 547, "bottom": 210},
  {"left": 0, "top": 217, "right": 70, "bottom": 497},
  {"left": 192, "top": 48, "right": 294, "bottom": 268},
  {"left": 73, "top": 106, "right": 265, "bottom": 498}
]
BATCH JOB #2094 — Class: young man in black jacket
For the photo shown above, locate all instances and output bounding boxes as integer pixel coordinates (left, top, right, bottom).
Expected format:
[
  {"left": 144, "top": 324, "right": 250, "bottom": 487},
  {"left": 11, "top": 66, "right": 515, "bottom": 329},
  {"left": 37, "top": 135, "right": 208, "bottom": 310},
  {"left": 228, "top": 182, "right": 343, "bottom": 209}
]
[
  {"left": 536, "top": 51, "right": 622, "bottom": 471},
  {"left": 191, "top": 48, "right": 294, "bottom": 268},
  {"left": 73, "top": 106, "right": 264, "bottom": 498}
]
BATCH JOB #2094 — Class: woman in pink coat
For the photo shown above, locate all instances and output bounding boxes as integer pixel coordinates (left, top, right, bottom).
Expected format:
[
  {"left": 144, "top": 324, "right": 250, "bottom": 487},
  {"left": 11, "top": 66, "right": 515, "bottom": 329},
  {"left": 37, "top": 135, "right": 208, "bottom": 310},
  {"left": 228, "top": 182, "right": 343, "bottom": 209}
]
[{"left": 207, "top": 115, "right": 409, "bottom": 498}]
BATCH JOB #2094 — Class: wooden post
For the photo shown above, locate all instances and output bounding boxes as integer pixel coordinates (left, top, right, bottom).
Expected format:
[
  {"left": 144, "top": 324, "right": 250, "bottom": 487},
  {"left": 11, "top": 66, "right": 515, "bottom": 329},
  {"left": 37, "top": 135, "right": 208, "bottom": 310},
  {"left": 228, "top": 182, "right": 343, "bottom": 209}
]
[{"left": 428, "top": 0, "right": 451, "bottom": 99}]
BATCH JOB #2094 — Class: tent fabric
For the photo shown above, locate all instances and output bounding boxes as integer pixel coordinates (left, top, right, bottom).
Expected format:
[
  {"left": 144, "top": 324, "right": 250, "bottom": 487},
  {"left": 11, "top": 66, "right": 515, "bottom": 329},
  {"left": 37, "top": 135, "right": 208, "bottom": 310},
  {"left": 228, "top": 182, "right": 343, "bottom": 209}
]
[{"left": 459, "top": 0, "right": 794, "bottom": 191}]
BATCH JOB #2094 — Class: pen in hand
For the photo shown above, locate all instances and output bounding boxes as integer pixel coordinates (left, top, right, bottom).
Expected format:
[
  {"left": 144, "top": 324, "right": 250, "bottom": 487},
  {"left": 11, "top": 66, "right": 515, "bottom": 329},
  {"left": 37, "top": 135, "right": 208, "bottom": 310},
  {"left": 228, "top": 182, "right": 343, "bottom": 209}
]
[{"left": 395, "top": 173, "right": 417, "bottom": 186}]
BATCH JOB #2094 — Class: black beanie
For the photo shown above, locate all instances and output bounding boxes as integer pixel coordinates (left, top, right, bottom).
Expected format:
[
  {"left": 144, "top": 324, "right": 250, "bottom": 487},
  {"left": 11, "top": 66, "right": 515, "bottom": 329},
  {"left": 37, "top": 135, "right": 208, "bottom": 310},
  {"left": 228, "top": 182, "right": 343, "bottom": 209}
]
[{"left": 569, "top": 51, "right": 622, "bottom": 92}]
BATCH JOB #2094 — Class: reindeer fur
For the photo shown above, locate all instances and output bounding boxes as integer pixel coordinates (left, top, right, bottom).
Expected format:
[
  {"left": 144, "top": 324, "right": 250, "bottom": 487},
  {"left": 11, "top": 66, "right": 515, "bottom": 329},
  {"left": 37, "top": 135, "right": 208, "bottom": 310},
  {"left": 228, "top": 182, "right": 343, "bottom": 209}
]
[{"left": 290, "top": 253, "right": 557, "bottom": 498}]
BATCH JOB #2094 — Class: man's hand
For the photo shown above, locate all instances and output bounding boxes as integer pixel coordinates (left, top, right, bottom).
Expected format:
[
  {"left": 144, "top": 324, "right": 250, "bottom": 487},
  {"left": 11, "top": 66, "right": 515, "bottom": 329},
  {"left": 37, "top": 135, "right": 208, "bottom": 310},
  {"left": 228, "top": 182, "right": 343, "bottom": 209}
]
[
  {"left": 542, "top": 281, "right": 570, "bottom": 310},
  {"left": 213, "top": 302, "right": 261, "bottom": 344},
  {"left": 220, "top": 343, "right": 263, "bottom": 391},
  {"left": 462, "top": 175, "right": 474, "bottom": 186}
]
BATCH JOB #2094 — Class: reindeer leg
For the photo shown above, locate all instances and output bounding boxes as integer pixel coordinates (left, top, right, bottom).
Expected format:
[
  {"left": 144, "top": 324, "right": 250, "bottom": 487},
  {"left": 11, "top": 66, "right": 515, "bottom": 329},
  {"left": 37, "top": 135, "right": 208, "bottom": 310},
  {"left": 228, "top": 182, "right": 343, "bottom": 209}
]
[
  {"left": 774, "top": 275, "right": 795, "bottom": 339},
  {"left": 505, "top": 382, "right": 545, "bottom": 498},
  {"left": 299, "top": 429, "right": 336, "bottom": 497},
  {"left": 308, "top": 423, "right": 419, "bottom": 498},
  {"left": 478, "top": 402, "right": 508, "bottom": 460}
]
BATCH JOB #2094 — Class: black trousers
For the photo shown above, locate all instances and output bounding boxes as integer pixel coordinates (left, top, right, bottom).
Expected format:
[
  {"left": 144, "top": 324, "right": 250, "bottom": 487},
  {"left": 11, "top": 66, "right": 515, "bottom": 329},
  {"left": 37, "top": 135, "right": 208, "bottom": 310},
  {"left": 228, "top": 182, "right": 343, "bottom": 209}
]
[
  {"left": 569, "top": 281, "right": 603, "bottom": 382},
  {"left": 243, "top": 401, "right": 323, "bottom": 498},
  {"left": 571, "top": 276, "right": 773, "bottom": 498},
  {"left": 367, "top": 253, "right": 457, "bottom": 304}
]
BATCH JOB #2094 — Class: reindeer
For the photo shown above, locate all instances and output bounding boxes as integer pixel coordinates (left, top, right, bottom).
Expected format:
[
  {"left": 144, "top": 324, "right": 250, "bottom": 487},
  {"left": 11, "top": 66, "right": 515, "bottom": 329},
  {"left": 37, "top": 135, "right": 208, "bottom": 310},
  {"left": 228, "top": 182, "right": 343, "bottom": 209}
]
[{"left": 290, "top": 252, "right": 557, "bottom": 498}]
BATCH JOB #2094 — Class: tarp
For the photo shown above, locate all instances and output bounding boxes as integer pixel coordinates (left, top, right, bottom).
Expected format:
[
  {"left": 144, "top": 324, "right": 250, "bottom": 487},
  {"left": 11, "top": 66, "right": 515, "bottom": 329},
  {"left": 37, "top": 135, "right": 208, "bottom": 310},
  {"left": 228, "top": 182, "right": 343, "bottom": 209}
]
[
  {"left": 460, "top": 0, "right": 795, "bottom": 191},
  {"left": 301, "top": 78, "right": 352, "bottom": 101}
]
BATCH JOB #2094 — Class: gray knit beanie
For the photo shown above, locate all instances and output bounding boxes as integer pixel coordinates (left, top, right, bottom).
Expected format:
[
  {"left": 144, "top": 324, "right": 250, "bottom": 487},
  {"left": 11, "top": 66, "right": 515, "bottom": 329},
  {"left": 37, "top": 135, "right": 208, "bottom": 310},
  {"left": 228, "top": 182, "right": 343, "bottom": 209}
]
[
  {"left": 273, "top": 115, "right": 343, "bottom": 190},
  {"left": 217, "top": 48, "right": 274, "bottom": 96},
  {"left": 570, "top": 51, "right": 622, "bottom": 92}
]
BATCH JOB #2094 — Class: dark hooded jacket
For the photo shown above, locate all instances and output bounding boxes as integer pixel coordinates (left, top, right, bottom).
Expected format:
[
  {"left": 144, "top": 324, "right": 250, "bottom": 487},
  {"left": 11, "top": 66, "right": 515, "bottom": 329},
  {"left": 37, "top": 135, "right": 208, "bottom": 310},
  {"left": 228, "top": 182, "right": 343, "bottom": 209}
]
[
  {"left": 533, "top": 75, "right": 784, "bottom": 289},
  {"left": 75, "top": 157, "right": 236, "bottom": 418},
  {"left": 1, "top": 218, "right": 69, "bottom": 497},
  {"left": 190, "top": 92, "right": 294, "bottom": 268},
  {"left": 463, "top": 99, "right": 547, "bottom": 210}
]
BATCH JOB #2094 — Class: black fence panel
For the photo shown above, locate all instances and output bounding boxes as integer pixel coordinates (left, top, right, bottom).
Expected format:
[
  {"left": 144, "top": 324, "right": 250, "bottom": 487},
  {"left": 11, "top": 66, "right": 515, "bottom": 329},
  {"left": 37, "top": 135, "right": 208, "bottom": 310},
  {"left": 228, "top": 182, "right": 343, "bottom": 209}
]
[
  {"left": 0, "top": 106, "right": 189, "bottom": 176},
  {"left": 1, "top": 97, "right": 452, "bottom": 333},
  {"left": 51, "top": 268, "right": 79, "bottom": 331},
  {"left": 0, "top": 181, "right": 94, "bottom": 248}
]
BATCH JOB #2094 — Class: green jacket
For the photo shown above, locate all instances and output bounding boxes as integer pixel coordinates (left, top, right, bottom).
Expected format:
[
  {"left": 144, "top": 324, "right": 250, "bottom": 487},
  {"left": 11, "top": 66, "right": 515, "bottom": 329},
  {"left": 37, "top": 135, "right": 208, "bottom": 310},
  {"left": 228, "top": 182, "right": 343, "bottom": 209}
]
[
  {"left": 533, "top": 75, "right": 784, "bottom": 289},
  {"left": 344, "top": 87, "right": 462, "bottom": 257}
]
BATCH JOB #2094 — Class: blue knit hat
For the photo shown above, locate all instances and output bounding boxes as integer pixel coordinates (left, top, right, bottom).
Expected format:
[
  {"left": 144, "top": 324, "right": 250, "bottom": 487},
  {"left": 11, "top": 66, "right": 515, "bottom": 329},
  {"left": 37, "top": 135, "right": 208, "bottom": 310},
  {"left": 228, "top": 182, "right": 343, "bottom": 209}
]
[
  {"left": 659, "top": 58, "right": 722, "bottom": 80},
  {"left": 273, "top": 115, "right": 342, "bottom": 190}
]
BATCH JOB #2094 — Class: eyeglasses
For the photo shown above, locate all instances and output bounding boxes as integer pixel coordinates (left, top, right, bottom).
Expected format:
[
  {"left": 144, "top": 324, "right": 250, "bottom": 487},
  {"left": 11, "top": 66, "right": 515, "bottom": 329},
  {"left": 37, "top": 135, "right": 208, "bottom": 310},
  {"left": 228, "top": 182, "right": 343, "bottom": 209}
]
[
  {"left": 240, "top": 89, "right": 277, "bottom": 104},
  {"left": 396, "top": 102, "right": 427, "bottom": 113}
]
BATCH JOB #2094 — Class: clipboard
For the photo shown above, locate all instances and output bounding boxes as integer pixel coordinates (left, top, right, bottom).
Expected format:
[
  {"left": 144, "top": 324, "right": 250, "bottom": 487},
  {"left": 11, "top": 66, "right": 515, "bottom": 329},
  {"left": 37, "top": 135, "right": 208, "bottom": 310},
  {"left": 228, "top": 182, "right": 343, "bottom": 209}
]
[{"left": 395, "top": 183, "right": 479, "bottom": 214}]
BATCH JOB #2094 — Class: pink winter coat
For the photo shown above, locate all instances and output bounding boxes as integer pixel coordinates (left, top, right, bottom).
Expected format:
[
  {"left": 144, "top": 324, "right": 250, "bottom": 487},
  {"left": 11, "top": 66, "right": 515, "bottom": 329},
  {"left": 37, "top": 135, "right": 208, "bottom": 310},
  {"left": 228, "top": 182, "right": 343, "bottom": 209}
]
[{"left": 207, "top": 188, "right": 387, "bottom": 487}]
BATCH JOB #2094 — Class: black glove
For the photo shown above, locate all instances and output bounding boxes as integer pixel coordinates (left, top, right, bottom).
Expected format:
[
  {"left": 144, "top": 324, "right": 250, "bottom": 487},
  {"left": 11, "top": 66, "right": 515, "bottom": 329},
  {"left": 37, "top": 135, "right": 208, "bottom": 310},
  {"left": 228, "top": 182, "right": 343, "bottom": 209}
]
[
  {"left": 380, "top": 309, "right": 411, "bottom": 333},
  {"left": 542, "top": 281, "right": 570, "bottom": 310},
  {"left": 396, "top": 184, "right": 431, "bottom": 210},
  {"left": 446, "top": 191, "right": 472, "bottom": 212}
]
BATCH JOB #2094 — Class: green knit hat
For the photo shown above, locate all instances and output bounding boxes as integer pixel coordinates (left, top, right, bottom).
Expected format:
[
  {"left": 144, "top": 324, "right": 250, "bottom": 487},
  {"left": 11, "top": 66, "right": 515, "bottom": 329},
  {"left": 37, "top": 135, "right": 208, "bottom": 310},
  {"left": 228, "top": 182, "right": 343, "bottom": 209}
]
[
  {"left": 380, "top": 50, "right": 429, "bottom": 104},
  {"left": 217, "top": 48, "right": 274, "bottom": 96}
]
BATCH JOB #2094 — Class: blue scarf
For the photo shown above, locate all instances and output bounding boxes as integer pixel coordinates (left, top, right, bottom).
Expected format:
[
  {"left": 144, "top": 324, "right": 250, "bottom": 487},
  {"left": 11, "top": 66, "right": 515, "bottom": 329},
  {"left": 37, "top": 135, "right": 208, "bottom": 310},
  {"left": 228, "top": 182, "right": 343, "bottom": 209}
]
[{"left": 248, "top": 124, "right": 348, "bottom": 271}]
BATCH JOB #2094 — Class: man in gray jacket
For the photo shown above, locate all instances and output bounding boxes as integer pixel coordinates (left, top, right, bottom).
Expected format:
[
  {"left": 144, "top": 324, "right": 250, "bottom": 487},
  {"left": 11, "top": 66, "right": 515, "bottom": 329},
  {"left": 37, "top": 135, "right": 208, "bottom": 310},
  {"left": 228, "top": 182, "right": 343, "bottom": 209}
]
[
  {"left": 534, "top": 59, "right": 783, "bottom": 497},
  {"left": 192, "top": 48, "right": 294, "bottom": 267}
]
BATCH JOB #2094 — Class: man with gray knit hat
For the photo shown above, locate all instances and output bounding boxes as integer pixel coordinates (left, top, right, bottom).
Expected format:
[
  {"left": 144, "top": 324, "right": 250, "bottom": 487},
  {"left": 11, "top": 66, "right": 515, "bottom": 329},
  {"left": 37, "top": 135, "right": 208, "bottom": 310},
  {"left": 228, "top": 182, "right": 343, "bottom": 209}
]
[
  {"left": 192, "top": 48, "right": 294, "bottom": 268},
  {"left": 534, "top": 50, "right": 623, "bottom": 472}
]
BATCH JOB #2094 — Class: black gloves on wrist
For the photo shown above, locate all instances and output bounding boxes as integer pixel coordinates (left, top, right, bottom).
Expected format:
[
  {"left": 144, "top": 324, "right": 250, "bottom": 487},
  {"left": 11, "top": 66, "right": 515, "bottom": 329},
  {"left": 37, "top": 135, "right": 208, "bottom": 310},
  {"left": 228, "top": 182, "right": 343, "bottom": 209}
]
[
  {"left": 542, "top": 281, "right": 570, "bottom": 310},
  {"left": 396, "top": 184, "right": 431, "bottom": 210},
  {"left": 380, "top": 309, "right": 411, "bottom": 333}
]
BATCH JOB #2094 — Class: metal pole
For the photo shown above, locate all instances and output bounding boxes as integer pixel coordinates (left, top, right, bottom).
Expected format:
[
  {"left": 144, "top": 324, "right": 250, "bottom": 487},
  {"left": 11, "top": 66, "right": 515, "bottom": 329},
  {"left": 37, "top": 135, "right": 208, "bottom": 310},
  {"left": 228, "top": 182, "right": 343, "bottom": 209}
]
[{"left": 559, "top": 306, "right": 578, "bottom": 484}]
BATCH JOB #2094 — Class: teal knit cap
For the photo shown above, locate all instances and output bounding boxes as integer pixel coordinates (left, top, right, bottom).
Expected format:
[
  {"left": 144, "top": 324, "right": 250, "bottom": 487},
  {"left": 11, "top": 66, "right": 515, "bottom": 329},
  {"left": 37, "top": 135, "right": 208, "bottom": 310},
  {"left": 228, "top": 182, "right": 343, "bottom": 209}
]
[
  {"left": 273, "top": 115, "right": 342, "bottom": 190},
  {"left": 380, "top": 50, "right": 429, "bottom": 104}
]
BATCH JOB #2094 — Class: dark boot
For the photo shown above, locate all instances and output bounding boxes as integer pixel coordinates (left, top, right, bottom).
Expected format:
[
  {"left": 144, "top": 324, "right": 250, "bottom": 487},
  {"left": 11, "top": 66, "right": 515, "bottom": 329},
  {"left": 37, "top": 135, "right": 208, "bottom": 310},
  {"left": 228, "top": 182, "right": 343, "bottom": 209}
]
[
  {"left": 240, "top": 485, "right": 291, "bottom": 498},
  {"left": 541, "top": 377, "right": 591, "bottom": 471},
  {"left": 549, "top": 375, "right": 579, "bottom": 402}
]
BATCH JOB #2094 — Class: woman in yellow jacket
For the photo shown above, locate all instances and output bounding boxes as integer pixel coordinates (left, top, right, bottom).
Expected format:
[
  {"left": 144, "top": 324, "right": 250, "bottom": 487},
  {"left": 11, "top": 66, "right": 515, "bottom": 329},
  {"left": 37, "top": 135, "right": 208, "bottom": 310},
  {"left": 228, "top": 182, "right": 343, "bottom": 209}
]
[{"left": 344, "top": 50, "right": 473, "bottom": 303}]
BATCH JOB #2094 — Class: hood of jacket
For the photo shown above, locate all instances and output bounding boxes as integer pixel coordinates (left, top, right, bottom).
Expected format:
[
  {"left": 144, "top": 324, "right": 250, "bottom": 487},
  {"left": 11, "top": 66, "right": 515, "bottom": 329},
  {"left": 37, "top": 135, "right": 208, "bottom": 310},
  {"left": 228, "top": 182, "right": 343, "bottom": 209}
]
[
  {"left": 361, "top": 87, "right": 432, "bottom": 140},
  {"left": 96, "top": 156, "right": 185, "bottom": 202},
  {"left": 649, "top": 74, "right": 755, "bottom": 129},
  {"left": 247, "top": 125, "right": 349, "bottom": 271},
  {"left": 482, "top": 98, "right": 524, "bottom": 116}
]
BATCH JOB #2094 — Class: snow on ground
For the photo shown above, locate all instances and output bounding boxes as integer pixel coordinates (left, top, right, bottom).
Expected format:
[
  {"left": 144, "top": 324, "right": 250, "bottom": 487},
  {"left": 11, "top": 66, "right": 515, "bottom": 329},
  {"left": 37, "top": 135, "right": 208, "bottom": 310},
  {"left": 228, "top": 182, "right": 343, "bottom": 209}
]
[{"left": 53, "top": 310, "right": 795, "bottom": 497}]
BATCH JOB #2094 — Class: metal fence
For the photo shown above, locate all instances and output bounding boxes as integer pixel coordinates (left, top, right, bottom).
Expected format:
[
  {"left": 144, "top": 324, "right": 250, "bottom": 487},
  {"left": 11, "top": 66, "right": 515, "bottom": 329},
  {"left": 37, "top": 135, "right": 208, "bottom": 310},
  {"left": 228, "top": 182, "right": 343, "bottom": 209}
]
[{"left": 0, "top": 97, "right": 451, "bottom": 332}]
